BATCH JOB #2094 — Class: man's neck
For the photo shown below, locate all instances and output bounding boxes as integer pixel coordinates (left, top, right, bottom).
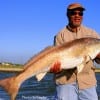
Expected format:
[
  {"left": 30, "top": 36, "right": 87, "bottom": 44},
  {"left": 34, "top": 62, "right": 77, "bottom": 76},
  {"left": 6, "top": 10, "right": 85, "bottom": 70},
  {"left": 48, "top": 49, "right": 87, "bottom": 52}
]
[{"left": 67, "top": 24, "right": 80, "bottom": 33}]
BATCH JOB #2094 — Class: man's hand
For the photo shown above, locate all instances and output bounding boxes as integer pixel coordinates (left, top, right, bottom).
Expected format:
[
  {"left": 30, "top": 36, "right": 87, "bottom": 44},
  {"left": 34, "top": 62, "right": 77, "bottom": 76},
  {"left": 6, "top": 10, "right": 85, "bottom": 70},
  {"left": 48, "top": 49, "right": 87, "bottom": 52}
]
[
  {"left": 96, "top": 53, "right": 100, "bottom": 58},
  {"left": 50, "top": 61, "right": 62, "bottom": 73},
  {"left": 95, "top": 53, "right": 100, "bottom": 64}
]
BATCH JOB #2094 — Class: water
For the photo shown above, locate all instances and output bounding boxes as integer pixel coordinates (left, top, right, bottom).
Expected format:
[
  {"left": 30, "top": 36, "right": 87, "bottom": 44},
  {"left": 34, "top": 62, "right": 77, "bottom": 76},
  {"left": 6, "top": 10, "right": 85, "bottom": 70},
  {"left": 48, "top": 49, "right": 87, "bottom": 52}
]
[
  {"left": 0, "top": 72, "right": 100, "bottom": 100},
  {"left": 0, "top": 73, "right": 55, "bottom": 100}
]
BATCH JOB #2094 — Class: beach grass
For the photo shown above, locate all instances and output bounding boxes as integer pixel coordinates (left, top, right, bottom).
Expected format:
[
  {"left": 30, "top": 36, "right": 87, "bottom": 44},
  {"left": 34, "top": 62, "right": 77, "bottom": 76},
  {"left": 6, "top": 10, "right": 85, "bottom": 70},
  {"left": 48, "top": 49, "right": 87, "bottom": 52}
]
[{"left": 0, "top": 64, "right": 24, "bottom": 72}]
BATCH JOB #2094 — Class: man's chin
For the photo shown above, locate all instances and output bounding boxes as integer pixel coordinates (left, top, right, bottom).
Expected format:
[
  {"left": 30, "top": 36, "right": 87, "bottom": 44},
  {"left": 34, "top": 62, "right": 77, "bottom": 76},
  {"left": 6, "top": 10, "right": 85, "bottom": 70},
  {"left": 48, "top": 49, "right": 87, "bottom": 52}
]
[{"left": 73, "top": 23, "right": 81, "bottom": 27}]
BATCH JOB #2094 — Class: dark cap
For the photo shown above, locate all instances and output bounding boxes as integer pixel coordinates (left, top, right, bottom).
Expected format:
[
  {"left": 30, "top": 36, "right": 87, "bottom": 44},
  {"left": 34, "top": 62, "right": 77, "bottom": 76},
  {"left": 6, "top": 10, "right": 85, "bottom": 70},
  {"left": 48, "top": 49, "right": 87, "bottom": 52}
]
[{"left": 67, "top": 3, "right": 85, "bottom": 11}]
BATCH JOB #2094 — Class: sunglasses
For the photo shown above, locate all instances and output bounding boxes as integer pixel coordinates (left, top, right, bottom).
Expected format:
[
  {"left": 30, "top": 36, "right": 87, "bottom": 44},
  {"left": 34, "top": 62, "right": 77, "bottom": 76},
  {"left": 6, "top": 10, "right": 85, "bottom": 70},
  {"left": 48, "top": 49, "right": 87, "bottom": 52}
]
[{"left": 68, "top": 11, "right": 83, "bottom": 16}]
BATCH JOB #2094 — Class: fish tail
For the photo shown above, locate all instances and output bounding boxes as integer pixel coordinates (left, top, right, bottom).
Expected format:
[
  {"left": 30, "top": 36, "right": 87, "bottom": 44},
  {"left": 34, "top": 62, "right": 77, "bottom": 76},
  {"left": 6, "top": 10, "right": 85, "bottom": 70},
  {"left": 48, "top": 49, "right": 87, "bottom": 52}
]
[{"left": 0, "top": 76, "right": 20, "bottom": 100}]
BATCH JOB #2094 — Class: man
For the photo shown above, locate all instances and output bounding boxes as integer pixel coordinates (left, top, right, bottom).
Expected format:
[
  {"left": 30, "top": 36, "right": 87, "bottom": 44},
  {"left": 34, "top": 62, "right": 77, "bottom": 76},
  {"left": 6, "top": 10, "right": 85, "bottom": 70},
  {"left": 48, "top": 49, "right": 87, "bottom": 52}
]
[{"left": 53, "top": 3, "right": 100, "bottom": 100}]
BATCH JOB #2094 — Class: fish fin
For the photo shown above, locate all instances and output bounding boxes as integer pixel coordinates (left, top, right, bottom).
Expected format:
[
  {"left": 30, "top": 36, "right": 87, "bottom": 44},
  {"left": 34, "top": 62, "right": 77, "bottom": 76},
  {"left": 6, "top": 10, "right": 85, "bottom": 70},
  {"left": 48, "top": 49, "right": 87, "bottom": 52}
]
[
  {"left": 0, "top": 76, "right": 20, "bottom": 100},
  {"left": 77, "top": 55, "right": 91, "bottom": 73},
  {"left": 36, "top": 72, "right": 47, "bottom": 81},
  {"left": 77, "top": 63, "right": 84, "bottom": 73}
]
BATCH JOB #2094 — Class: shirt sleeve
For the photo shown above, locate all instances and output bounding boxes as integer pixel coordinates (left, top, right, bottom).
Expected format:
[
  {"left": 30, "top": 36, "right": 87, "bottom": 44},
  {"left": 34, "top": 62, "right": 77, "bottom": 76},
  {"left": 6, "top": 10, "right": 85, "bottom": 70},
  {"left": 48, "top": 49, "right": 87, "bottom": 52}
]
[
  {"left": 54, "top": 32, "right": 64, "bottom": 46},
  {"left": 91, "top": 30, "right": 100, "bottom": 39}
]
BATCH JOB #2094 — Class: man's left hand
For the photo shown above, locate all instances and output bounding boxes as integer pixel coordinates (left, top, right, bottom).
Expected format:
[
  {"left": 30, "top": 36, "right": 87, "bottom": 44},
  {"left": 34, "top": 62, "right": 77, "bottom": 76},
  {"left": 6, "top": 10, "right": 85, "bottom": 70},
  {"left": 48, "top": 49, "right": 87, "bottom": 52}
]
[
  {"left": 95, "top": 53, "right": 100, "bottom": 64},
  {"left": 96, "top": 53, "right": 100, "bottom": 58}
]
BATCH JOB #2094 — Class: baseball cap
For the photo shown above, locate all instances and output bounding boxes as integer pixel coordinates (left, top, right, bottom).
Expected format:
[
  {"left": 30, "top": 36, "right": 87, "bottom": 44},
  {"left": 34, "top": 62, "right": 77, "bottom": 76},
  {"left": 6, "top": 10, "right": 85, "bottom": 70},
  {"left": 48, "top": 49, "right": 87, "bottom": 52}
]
[{"left": 67, "top": 3, "right": 85, "bottom": 11}]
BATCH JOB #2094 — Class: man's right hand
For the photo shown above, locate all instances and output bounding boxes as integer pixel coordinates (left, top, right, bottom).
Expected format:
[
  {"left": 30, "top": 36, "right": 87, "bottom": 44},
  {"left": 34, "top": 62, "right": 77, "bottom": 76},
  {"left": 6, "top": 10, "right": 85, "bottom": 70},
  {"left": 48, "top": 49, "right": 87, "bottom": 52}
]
[{"left": 50, "top": 61, "right": 62, "bottom": 73}]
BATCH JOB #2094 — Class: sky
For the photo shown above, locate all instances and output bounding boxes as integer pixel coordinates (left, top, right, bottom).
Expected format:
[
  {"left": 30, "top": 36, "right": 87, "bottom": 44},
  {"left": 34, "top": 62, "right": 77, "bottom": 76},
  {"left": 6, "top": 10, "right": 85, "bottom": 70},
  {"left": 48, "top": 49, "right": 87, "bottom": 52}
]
[{"left": 0, "top": 0, "right": 100, "bottom": 64}]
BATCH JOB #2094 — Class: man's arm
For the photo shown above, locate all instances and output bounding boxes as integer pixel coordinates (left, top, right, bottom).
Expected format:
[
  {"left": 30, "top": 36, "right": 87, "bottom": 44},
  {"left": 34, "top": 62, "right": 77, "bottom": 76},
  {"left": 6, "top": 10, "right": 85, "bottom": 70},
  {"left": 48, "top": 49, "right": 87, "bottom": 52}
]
[{"left": 50, "top": 34, "right": 65, "bottom": 73}]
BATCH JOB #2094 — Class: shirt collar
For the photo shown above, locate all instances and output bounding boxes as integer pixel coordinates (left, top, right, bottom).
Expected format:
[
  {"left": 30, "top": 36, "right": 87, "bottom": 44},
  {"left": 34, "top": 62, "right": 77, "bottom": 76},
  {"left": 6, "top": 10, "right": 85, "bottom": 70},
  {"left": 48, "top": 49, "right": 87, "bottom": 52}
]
[{"left": 66, "top": 25, "right": 81, "bottom": 33}]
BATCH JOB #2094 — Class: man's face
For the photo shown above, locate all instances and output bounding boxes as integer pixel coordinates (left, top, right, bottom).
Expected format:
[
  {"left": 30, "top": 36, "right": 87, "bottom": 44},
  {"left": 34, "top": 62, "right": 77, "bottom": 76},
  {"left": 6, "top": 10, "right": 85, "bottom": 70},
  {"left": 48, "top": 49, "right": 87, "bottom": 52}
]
[{"left": 68, "top": 10, "right": 83, "bottom": 27}]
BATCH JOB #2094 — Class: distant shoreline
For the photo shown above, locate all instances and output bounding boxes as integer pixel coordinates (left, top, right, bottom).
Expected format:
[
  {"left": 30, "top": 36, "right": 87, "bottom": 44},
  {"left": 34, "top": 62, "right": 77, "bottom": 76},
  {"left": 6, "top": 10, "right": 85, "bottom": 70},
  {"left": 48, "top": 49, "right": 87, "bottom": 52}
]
[
  {"left": 0, "top": 64, "right": 23, "bottom": 72},
  {"left": 0, "top": 64, "right": 100, "bottom": 73}
]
